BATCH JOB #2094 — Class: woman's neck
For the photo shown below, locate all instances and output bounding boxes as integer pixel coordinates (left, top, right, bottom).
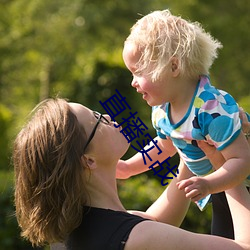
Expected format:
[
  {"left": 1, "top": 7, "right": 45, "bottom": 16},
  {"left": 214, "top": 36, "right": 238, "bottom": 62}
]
[{"left": 84, "top": 165, "right": 126, "bottom": 212}]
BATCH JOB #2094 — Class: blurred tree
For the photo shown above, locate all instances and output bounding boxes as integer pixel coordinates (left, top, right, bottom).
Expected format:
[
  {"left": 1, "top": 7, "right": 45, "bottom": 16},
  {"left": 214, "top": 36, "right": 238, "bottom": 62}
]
[
  {"left": 184, "top": 0, "right": 250, "bottom": 100},
  {"left": 1, "top": 0, "right": 248, "bottom": 135},
  {"left": 0, "top": 0, "right": 249, "bottom": 248},
  {"left": 0, "top": 105, "right": 12, "bottom": 169},
  {"left": 239, "top": 95, "right": 250, "bottom": 112}
]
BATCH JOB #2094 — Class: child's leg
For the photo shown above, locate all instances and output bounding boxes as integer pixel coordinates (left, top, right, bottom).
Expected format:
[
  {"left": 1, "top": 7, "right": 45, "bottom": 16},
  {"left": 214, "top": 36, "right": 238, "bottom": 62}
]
[{"left": 211, "top": 192, "right": 234, "bottom": 239}]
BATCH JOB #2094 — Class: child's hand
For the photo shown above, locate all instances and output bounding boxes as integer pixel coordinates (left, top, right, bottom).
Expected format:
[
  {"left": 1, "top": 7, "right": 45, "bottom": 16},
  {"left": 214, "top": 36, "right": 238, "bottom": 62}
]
[
  {"left": 177, "top": 176, "right": 211, "bottom": 202},
  {"left": 116, "top": 160, "right": 131, "bottom": 179}
]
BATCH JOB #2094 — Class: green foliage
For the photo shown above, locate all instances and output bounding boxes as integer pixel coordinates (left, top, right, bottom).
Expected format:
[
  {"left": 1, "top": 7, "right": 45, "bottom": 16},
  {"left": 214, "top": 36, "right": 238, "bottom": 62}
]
[
  {"left": 182, "top": 203, "right": 212, "bottom": 234},
  {"left": 1, "top": 0, "right": 249, "bottom": 140},
  {"left": 0, "top": 171, "right": 44, "bottom": 249},
  {"left": 185, "top": 1, "right": 250, "bottom": 100},
  {"left": 239, "top": 95, "right": 250, "bottom": 113},
  {"left": 0, "top": 105, "right": 13, "bottom": 170},
  {"left": 0, "top": 0, "right": 249, "bottom": 248},
  {"left": 118, "top": 174, "right": 163, "bottom": 210}
]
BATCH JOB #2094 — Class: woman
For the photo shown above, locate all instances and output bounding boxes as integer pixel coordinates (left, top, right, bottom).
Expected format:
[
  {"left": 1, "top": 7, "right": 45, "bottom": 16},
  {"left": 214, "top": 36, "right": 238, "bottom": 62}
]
[{"left": 13, "top": 98, "right": 250, "bottom": 249}]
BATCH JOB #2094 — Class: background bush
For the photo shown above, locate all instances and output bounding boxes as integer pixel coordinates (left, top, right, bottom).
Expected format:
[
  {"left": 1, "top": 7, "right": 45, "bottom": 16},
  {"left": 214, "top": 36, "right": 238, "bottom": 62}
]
[{"left": 1, "top": 0, "right": 248, "bottom": 248}]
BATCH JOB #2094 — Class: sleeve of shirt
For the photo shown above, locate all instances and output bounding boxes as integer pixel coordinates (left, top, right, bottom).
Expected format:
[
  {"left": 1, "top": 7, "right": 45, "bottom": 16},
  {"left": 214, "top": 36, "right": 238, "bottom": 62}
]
[
  {"left": 156, "top": 130, "right": 168, "bottom": 139},
  {"left": 151, "top": 106, "right": 169, "bottom": 140},
  {"left": 197, "top": 90, "right": 241, "bottom": 151}
]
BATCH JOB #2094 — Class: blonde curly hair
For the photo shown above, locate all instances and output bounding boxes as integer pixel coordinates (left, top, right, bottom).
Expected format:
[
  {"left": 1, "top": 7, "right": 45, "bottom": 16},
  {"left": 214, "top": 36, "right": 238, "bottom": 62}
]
[
  {"left": 125, "top": 9, "right": 222, "bottom": 81},
  {"left": 13, "top": 98, "right": 88, "bottom": 246}
]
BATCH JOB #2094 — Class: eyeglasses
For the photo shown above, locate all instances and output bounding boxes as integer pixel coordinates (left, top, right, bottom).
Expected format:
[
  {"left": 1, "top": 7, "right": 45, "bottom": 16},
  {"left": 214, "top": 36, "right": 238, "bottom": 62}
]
[{"left": 84, "top": 111, "right": 110, "bottom": 151}]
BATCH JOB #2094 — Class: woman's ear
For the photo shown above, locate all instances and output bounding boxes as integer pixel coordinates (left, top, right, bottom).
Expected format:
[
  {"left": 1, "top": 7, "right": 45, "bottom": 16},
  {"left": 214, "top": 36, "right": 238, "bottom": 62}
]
[
  {"left": 170, "top": 57, "right": 180, "bottom": 77},
  {"left": 82, "top": 155, "right": 97, "bottom": 169}
]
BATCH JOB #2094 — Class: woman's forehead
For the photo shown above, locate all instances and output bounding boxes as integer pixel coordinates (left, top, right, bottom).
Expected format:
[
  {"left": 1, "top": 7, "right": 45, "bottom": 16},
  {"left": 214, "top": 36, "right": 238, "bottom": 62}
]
[
  {"left": 68, "top": 103, "right": 93, "bottom": 127},
  {"left": 68, "top": 102, "right": 90, "bottom": 114}
]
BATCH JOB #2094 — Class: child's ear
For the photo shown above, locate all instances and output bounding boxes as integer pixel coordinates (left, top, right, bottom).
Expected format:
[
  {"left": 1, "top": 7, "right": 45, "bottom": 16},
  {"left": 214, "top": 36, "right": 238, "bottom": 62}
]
[
  {"left": 171, "top": 57, "right": 180, "bottom": 77},
  {"left": 171, "top": 63, "right": 177, "bottom": 72}
]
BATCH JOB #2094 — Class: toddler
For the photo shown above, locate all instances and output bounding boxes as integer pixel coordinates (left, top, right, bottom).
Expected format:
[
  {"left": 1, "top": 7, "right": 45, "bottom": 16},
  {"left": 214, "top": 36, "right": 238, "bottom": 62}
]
[{"left": 121, "top": 9, "right": 250, "bottom": 237}]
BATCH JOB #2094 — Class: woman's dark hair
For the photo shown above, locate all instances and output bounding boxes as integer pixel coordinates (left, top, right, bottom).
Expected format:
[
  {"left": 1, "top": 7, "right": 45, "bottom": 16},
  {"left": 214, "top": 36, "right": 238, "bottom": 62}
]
[{"left": 13, "top": 98, "right": 88, "bottom": 246}]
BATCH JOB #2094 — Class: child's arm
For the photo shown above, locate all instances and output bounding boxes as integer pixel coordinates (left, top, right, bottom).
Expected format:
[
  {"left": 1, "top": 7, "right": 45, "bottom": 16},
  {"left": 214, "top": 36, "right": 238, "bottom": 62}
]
[
  {"left": 116, "top": 136, "right": 177, "bottom": 179},
  {"left": 178, "top": 132, "right": 250, "bottom": 201}
]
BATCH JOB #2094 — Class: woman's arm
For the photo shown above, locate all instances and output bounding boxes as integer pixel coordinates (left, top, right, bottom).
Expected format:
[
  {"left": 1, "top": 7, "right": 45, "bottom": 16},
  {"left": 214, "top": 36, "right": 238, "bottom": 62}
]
[
  {"left": 129, "top": 160, "right": 193, "bottom": 226},
  {"left": 145, "top": 159, "right": 193, "bottom": 226},
  {"left": 225, "top": 184, "right": 250, "bottom": 244},
  {"left": 125, "top": 184, "right": 250, "bottom": 250}
]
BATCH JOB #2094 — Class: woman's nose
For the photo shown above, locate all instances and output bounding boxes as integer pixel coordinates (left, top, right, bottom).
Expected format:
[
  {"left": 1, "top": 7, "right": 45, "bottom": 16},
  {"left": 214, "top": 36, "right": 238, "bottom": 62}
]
[{"left": 103, "top": 114, "right": 112, "bottom": 123}]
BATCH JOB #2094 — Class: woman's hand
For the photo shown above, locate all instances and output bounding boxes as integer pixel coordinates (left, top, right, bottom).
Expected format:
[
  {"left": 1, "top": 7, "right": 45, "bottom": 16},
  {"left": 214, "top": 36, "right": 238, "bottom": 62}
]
[{"left": 239, "top": 107, "right": 250, "bottom": 140}]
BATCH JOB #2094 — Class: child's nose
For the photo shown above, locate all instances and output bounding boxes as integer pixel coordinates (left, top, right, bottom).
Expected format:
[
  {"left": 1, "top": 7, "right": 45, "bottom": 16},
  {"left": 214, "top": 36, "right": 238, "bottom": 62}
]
[{"left": 131, "top": 78, "right": 138, "bottom": 88}]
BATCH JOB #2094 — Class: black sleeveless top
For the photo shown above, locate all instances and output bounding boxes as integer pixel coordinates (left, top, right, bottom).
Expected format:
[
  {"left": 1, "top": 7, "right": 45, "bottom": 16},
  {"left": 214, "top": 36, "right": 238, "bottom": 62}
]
[{"left": 65, "top": 206, "right": 148, "bottom": 250}]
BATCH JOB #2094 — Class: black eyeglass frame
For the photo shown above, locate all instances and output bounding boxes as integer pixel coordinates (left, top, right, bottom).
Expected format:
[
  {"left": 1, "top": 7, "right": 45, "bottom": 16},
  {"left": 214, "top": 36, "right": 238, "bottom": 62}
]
[{"left": 83, "top": 111, "right": 110, "bottom": 151}]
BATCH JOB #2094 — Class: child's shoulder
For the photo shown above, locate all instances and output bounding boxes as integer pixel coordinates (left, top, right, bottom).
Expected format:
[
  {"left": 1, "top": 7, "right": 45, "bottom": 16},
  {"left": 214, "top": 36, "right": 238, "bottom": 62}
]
[{"left": 197, "top": 75, "right": 237, "bottom": 108}]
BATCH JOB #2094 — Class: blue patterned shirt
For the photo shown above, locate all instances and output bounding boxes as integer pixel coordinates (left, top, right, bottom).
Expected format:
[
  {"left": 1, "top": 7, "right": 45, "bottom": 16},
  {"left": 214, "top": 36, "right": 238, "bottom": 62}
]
[{"left": 152, "top": 75, "right": 243, "bottom": 176}]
